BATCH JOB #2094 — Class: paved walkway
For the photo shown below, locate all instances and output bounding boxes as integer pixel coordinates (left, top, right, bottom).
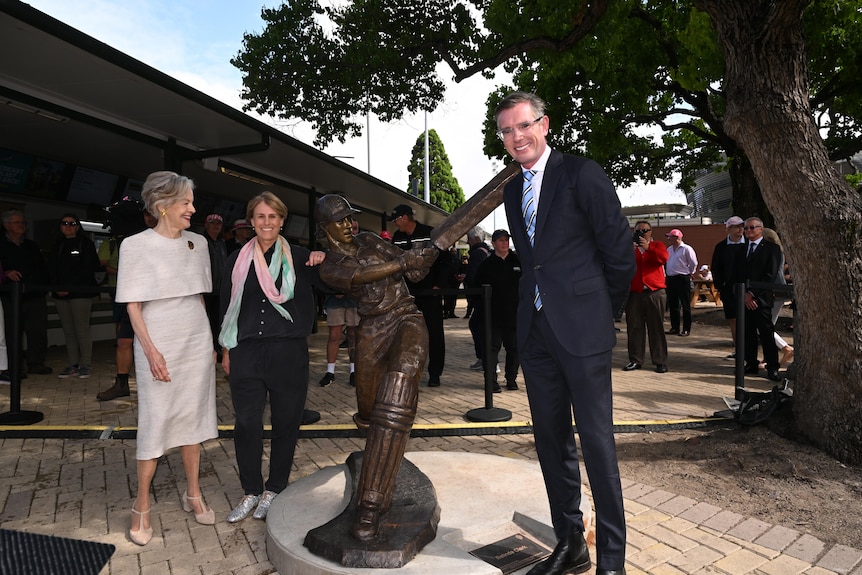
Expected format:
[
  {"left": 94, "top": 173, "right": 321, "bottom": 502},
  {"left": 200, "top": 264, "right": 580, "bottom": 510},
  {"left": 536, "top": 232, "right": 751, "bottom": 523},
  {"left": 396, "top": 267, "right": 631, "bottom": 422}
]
[{"left": 1, "top": 301, "right": 860, "bottom": 574}]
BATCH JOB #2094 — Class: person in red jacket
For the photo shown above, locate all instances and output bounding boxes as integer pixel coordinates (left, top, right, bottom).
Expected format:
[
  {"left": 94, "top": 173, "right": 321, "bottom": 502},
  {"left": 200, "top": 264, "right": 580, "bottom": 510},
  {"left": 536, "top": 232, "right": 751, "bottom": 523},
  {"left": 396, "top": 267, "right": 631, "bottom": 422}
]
[{"left": 624, "top": 221, "right": 670, "bottom": 373}]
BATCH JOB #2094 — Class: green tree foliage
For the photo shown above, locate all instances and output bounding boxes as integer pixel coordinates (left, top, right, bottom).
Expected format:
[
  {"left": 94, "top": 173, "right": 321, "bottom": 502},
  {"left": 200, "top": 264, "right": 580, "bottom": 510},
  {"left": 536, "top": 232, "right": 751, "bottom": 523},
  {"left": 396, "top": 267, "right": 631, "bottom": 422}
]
[
  {"left": 232, "top": 0, "right": 862, "bottom": 461},
  {"left": 231, "top": 0, "right": 862, "bottom": 223},
  {"left": 406, "top": 129, "right": 465, "bottom": 213}
]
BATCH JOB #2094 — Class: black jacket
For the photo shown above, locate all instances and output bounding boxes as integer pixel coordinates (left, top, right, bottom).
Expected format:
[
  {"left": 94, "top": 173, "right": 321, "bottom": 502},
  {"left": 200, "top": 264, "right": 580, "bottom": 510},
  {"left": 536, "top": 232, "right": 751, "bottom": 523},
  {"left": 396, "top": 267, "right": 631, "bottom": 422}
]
[{"left": 475, "top": 250, "right": 521, "bottom": 329}]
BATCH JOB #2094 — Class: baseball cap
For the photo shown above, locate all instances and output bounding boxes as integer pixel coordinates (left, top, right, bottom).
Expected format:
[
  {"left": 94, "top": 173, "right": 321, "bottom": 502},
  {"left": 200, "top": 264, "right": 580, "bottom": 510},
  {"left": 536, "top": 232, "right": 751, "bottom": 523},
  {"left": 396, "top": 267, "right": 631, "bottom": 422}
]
[
  {"left": 725, "top": 215, "right": 744, "bottom": 227},
  {"left": 491, "top": 229, "right": 510, "bottom": 241},
  {"left": 665, "top": 229, "right": 683, "bottom": 238},
  {"left": 206, "top": 214, "right": 223, "bottom": 224},
  {"left": 232, "top": 219, "right": 252, "bottom": 231},
  {"left": 379, "top": 231, "right": 392, "bottom": 240},
  {"left": 387, "top": 204, "right": 414, "bottom": 221}
]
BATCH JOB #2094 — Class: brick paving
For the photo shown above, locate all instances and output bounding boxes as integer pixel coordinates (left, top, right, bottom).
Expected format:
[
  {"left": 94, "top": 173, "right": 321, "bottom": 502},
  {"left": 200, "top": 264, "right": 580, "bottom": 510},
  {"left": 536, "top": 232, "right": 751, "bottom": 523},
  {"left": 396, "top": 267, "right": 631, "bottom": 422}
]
[{"left": 1, "top": 301, "right": 859, "bottom": 574}]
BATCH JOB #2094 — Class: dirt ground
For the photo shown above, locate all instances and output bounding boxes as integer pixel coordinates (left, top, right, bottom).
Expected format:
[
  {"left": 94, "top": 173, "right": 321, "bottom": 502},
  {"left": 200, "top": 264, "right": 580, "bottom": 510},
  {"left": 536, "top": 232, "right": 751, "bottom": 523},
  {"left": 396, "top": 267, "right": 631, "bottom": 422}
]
[
  {"left": 614, "top": 424, "right": 862, "bottom": 550},
  {"left": 613, "top": 306, "right": 862, "bottom": 551}
]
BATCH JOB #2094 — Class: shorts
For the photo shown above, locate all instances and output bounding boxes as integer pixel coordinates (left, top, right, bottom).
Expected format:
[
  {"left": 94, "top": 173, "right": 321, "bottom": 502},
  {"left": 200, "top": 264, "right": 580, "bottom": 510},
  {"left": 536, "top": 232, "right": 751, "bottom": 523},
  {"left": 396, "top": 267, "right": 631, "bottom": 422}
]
[
  {"left": 113, "top": 301, "right": 135, "bottom": 339},
  {"left": 325, "top": 306, "right": 359, "bottom": 327}
]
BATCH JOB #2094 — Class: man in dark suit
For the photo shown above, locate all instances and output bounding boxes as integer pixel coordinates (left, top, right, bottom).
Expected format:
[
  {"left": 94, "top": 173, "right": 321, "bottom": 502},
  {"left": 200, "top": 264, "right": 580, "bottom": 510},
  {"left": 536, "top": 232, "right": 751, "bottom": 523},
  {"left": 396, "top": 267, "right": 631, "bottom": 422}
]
[
  {"left": 710, "top": 216, "right": 747, "bottom": 357},
  {"left": 496, "top": 92, "right": 634, "bottom": 575},
  {"left": 741, "top": 217, "right": 782, "bottom": 381}
]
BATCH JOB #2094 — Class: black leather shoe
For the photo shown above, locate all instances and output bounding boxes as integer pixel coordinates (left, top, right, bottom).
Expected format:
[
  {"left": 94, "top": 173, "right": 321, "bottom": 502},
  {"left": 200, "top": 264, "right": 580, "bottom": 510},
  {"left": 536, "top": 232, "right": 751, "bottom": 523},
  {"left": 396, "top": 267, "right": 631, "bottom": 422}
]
[
  {"left": 744, "top": 364, "right": 759, "bottom": 375},
  {"left": 527, "top": 532, "right": 590, "bottom": 575},
  {"left": 596, "top": 570, "right": 626, "bottom": 575},
  {"left": 767, "top": 369, "right": 781, "bottom": 382},
  {"left": 622, "top": 362, "right": 641, "bottom": 371},
  {"left": 679, "top": 331, "right": 690, "bottom": 336},
  {"left": 665, "top": 328, "right": 679, "bottom": 335},
  {"left": 655, "top": 364, "right": 668, "bottom": 373},
  {"left": 428, "top": 376, "right": 441, "bottom": 387}
]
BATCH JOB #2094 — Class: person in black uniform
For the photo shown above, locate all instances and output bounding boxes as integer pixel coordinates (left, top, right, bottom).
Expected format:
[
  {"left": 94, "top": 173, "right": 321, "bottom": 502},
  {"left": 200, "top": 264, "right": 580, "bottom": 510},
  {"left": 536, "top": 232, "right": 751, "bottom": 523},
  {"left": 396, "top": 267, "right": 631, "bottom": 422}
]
[
  {"left": 389, "top": 204, "right": 450, "bottom": 387},
  {"left": 475, "top": 229, "right": 522, "bottom": 391}
]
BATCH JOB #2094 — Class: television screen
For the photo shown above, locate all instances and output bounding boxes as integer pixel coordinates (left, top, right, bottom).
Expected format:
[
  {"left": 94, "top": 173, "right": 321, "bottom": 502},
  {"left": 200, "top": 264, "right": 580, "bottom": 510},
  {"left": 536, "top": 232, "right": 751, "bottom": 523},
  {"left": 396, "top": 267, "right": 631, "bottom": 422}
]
[{"left": 66, "top": 167, "right": 119, "bottom": 206}]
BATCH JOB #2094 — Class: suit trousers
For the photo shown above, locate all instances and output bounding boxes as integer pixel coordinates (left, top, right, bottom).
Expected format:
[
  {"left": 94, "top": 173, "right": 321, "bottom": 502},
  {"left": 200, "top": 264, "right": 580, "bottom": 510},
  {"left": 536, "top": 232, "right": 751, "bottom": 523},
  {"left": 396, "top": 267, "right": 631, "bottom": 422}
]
[
  {"left": 414, "top": 295, "right": 445, "bottom": 378},
  {"left": 665, "top": 275, "right": 692, "bottom": 332},
  {"left": 625, "top": 289, "right": 668, "bottom": 366},
  {"left": 520, "top": 310, "right": 626, "bottom": 571},
  {"left": 744, "top": 304, "right": 779, "bottom": 370},
  {"left": 229, "top": 338, "right": 309, "bottom": 495}
]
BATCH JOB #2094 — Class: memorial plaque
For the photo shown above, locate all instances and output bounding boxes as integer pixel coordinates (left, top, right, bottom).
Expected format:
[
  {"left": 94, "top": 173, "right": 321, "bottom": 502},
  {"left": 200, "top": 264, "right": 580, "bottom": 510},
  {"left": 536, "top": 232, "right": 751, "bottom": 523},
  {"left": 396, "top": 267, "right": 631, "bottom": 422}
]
[{"left": 469, "top": 533, "right": 551, "bottom": 574}]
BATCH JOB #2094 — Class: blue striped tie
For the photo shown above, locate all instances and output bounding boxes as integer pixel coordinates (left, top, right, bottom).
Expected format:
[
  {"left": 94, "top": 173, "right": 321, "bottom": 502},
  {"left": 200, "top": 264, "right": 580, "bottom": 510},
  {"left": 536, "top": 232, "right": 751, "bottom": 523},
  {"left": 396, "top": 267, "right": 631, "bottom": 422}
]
[{"left": 521, "top": 170, "right": 542, "bottom": 310}]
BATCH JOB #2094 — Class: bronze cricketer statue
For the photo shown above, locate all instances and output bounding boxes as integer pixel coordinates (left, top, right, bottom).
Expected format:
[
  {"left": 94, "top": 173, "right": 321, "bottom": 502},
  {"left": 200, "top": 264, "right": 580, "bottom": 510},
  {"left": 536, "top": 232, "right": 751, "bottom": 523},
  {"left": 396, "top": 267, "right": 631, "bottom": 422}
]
[{"left": 312, "top": 162, "right": 520, "bottom": 546}]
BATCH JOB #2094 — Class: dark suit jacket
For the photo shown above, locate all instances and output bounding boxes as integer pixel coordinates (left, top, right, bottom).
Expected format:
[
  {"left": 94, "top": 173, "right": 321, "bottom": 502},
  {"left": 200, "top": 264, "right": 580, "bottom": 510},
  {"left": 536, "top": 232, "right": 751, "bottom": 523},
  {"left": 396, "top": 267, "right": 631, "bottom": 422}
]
[
  {"left": 711, "top": 239, "right": 746, "bottom": 295},
  {"left": 504, "top": 150, "right": 635, "bottom": 357},
  {"left": 742, "top": 239, "right": 782, "bottom": 308}
]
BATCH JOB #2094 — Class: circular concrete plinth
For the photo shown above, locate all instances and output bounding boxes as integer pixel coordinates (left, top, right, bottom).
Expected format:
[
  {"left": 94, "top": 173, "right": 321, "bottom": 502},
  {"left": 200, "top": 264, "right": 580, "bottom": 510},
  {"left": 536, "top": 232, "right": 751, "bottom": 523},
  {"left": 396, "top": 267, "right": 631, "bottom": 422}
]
[{"left": 266, "top": 452, "right": 592, "bottom": 575}]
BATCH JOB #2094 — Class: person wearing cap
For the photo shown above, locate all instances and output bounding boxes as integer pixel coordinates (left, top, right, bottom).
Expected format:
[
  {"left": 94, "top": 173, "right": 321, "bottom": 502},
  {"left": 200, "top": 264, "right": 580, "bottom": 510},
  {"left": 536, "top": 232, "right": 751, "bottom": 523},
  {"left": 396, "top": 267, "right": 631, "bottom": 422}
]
[
  {"left": 625, "top": 221, "right": 670, "bottom": 374},
  {"left": 219, "top": 192, "right": 326, "bottom": 523},
  {"left": 710, "top": 216, "right": 747, "bottom": 357},
  {"left": 389, "top": 204, "right": 451, "bottom": 387},
  {"left": 315, "top": 193, "right": 438, "bottom": 540},
  {"left": 495, "top": 91, "right": 634, "bottom": 575},
  {"left": 475, "top": 229, "right": 522, "bottom": 391},
  {"left": 664, "top": 228, "right": 698, "bottom": 337},
  {"left": 203, "top": 214, "right": 228, "bottom": 358},
  {"left": 226, "top": 219, "right": 254, "bottom": 254}
]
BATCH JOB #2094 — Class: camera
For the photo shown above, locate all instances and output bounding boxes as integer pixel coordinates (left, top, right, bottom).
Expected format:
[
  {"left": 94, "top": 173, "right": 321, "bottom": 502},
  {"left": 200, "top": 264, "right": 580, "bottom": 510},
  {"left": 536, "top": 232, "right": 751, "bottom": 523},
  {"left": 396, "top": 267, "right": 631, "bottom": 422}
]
[{"left": 632, "top": 229, "right": 647, "bottom": 244}]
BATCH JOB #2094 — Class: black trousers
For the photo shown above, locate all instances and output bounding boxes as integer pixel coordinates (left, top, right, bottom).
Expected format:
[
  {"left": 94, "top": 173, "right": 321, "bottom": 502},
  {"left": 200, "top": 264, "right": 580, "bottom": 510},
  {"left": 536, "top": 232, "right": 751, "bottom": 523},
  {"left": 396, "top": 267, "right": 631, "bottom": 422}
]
[
  {"left": 665, "top": 275, "right": 692, "bottom": 332},
  {"left": 468, "top": 305, "right": 485, "bottom": 359},
  {"left": 520, "top": 311, "right": 626, "bottom": 571},
  {"left": 745, "top": 304, "right": 779, "bottom": 370},
  {"left": 2, "top": 294, "right": 48, "bottom": 369},
  {"left": 487, "top": 324, "right": 519, "bottom": 383},
  {"left": 414, "top": 295, "right": 445, "bottom": 378},
  {"left": 229, "top": 338, "right": 308, "bottom": 495}
]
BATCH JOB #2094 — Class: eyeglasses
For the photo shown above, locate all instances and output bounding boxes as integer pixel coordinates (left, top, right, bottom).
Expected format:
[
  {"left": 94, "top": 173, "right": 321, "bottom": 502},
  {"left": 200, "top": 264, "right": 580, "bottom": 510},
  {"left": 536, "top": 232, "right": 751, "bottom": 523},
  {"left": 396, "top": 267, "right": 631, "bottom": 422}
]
[
  {"left": 744, "top": 225, "right": 762, "bottom": 230},
  {"left": 496, "top": 116, "right": 544, "bottom": 141},
  {"left": 636, "top": 228, "right": 651, "bottom": 233},
  {"left": 61, "top": 221, "right": 79, "bottom": 227}
]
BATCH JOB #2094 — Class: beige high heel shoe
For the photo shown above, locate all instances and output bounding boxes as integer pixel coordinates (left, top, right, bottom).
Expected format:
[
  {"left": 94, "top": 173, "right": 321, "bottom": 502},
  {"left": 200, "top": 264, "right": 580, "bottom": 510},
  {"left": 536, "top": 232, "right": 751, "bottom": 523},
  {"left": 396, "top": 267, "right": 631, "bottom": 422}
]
[
  {"left": 182, "top": 491, "right": 216, "bottom": 525},
  {"left": 129, "top": 505, "right": 153, "bottom": 546}
]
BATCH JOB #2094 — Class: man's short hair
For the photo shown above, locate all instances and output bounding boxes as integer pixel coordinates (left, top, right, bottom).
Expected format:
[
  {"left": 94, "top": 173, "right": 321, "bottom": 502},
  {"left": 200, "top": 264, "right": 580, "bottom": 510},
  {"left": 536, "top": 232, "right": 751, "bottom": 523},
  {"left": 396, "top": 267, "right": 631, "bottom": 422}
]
[{"left": 494, "top": 92, "right": 547, "bottom": 123}]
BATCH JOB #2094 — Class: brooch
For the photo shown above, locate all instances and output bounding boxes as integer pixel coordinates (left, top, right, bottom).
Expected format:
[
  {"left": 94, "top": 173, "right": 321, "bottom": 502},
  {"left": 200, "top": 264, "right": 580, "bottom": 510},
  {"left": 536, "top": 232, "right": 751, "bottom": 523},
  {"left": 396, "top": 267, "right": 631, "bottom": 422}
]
[{"left": 188, "top": 241, "right": 194, "bottom": 250}]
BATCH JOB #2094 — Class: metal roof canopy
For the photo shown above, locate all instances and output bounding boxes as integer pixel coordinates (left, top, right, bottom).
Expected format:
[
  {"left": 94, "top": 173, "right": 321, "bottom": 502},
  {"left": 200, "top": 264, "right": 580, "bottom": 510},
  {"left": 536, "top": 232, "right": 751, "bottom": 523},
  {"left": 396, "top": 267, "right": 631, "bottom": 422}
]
[{"left": 0, "top": 0, "right": 448, "bottom": 242}]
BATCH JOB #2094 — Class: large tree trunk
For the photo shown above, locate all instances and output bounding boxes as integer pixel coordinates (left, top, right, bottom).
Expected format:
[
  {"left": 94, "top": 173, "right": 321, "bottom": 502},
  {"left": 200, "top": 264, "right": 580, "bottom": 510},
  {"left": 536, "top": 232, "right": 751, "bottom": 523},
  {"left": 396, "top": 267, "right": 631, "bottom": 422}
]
[
  {"left": 697, "top": 0, "right": 862, "bottom": 463},
  {"left": 728, "top": 152, "right": 773, "bottom": 229}
]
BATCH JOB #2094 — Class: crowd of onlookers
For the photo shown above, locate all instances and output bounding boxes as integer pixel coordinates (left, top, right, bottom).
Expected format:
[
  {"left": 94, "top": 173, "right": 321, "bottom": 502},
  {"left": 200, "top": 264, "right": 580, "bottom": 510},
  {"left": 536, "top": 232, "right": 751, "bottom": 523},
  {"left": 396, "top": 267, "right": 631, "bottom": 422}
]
[{"left": 0, "top": 194, "right": 794, "bottom": 542}]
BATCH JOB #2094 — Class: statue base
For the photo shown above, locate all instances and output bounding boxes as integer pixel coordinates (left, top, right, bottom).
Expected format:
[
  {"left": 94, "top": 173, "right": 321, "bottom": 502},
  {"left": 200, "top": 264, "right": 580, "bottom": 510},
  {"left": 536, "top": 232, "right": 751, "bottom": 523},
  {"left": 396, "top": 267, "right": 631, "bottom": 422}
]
[
  {"left": 303, "top": 452, "right": 440, "bottom": 568},
  {"left": 266, "top": 452, "right": 592, "bottom": 574}
]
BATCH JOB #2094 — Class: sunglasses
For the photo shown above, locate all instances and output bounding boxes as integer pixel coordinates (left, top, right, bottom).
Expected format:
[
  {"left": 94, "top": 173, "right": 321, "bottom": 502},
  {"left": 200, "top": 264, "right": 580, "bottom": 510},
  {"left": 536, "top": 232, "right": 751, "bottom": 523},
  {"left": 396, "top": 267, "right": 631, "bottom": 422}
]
[
  {"left": 744, "top": 225, "right": 762, "bottom": 230},
  {"left": 61, "top": 221, "right": 79, "bottom": 227}
]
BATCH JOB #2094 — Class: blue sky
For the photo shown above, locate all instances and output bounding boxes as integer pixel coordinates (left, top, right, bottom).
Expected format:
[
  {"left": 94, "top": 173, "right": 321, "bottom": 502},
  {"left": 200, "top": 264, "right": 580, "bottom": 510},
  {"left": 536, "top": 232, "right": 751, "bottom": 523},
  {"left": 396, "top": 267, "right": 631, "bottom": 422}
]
[{"left": 26, "top": 0, "right": 684, "bottom": 230}]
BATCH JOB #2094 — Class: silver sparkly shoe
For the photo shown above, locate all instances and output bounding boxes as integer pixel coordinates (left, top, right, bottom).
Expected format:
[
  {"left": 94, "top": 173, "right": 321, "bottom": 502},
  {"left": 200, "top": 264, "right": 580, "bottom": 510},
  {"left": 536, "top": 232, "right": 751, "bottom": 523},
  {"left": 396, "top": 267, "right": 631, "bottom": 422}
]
[
  {"left": 252, "top": 490, "right": 278, "bottom": 520},
  {"left": 227, "top": 494, "right": 260, "bottom": 523}
]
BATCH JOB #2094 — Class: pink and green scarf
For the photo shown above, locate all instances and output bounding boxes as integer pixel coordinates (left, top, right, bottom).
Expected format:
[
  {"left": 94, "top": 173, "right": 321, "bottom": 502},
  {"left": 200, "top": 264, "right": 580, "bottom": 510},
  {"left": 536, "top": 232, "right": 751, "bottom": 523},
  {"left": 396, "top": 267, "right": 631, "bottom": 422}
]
[{"left": 219, "top": 236, "right": 296, "bottom": 350}]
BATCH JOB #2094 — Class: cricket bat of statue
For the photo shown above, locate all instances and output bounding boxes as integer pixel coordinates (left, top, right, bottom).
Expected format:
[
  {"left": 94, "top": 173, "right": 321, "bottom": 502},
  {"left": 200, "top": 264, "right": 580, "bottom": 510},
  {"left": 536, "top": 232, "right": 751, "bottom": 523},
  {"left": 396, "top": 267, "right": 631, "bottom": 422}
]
[{"left": 430, "top": 162, "right": 521, "bottom": 250}]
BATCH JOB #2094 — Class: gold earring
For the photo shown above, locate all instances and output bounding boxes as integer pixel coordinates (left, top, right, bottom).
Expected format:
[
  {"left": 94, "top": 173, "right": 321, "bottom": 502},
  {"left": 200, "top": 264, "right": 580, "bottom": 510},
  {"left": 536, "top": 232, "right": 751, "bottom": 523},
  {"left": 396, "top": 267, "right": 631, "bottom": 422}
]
[{"left": 159, "top": 208, "right": 167, "bottom": 217}]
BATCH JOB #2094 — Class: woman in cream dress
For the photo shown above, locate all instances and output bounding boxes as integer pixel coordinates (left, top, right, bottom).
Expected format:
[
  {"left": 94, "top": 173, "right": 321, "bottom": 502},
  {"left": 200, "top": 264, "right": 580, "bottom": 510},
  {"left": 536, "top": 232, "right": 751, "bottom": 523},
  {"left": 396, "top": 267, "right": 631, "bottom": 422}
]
[{"left": 115, "top": 171, "right": 218, "bottom": 545}]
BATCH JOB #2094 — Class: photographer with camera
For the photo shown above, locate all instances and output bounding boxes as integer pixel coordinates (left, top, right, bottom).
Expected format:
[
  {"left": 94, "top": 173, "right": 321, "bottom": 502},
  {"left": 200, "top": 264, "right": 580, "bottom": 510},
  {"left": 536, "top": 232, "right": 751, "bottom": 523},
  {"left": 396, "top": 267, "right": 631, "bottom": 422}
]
[{"left": 623, "top": 221, "right": 670, "bottom": 373}]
